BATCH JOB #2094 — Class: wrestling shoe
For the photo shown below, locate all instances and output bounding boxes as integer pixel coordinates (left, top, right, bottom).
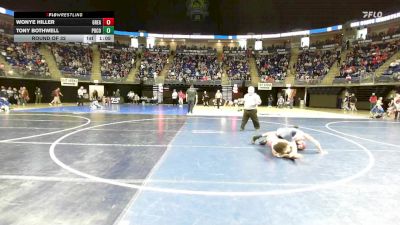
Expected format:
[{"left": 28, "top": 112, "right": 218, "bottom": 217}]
[{"left": 251, "top": 135, "right": 262, "bottom": 144}]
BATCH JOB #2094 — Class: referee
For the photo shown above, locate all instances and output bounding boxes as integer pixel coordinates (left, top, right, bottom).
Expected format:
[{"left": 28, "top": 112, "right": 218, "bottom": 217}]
[
  {"left": 77, "top": 86, "right": 85, "bottom": 106},
  {"left": 240, "top": 86, "right": 261, "bottom": 131},
  {"left": 186, "top": 85, "right": 198, "bottom": 115}
]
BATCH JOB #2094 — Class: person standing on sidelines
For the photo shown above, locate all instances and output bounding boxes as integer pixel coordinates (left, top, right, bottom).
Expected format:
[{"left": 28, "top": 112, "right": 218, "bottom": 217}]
[
  {"left": 202, "top": 91, "right": 209, "bottom": 106},
  {"left": 394, "top": 93, "right": 400, "bottom": 120},
  {"left": 350, "top": 93, "right": 358, "bottom": 112},
  {"left": 20, "top": 87, "right": 29, "bottom": 106},
  {"left": 186, "top": 85, "right": 198, "bottom": 115},
  {"left": 215, "top": 90, "right": 222, "bottom": 109},
  {"left": 50, "top": 87, "right": 63, "bottom": 106},
  {"left": 171, "top": 89, "right": 178, "bottom": 106},
  {"left": 77, "top": 86, "right": 85, "bottom": 106},
  {"left": 127, "top": 90, "right": 135, "bottom": 103},
  {"left": 369, "top": 93, "right": 377, "bottom": 110},
  {"left": 240, "top": 86, "right": 261, "bottom": 131},
  {"left": 267, "top": 94, "right": 273, "bottom": 107},
  {"left": 178, "top": 90, "right": 185, "bottom": 107},
  {"left": 35, "top": 87, "right": 42, "bottom": 104}
]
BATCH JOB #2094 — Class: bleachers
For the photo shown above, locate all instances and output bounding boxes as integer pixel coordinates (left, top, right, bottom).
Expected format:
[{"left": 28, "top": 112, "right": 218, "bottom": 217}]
[
  {"left": 0, "top": 22, "right": 399, "bottom": 86},
  {"left": 255, "top": 48, "right": 290, "bottom": 83},
  {"left": 167, "top": 46, "right": 221, "bottom": 82},
  {"left": 100, "top": 46, "right": 136, "bottom": 80},
  {"left": 366, "top": 25, "right": 400, "bottom": 42},
  {"left": 334, "top": 41, "right": 399, "bottom": 83},
  {"left": 51, "top": 43, "right": 93, "bottom": 78},
  {"left": 138, "top": 47, "right": 169, "bottom": 81},
  {"left": 294, "top": 49, "right": 337, "bottom": 84},
  {"left": 379, "top": 59, "right": 400, "bottom": 82},
  {"left": 223, "top": 47, "right": 250, "bottom": 81},
  {"left": 0, "top": 35, "right": 50, "bottom": 77}
]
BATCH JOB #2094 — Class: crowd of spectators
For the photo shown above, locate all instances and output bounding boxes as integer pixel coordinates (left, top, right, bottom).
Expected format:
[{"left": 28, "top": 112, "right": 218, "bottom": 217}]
[
  {"left": 167, "top": 46, "right": 221, "bottom": 82},
  {"left": 259, "top": 43, "right": 290, "bottom": 52},
  {"left": 0, "top": 18, "right": 13, "bottom": 34},
  {"left": 138, "top": 47, "right": 169, "bottom": 80},
  {"left": 176, "top": 45, "right": 216, "bottom": 52},
  {"left": 306, "top": 34, "right": 342, "bottom": 49},
  {"left": 168, "top": 54, "right": 222, "bottom": 81},
  {"left": 222, "top": 46, "right": 250, "bottom": 80},
  {"left": 366, "top": 26, "right": 400, "bottom": 41},
  {"left": 381, "top": 59, "right": 400, "bottom": 81},
  {"left": 0, "top": 85, "right": 32, "bottom": 106},
  {"left": 337, "top": 41, "right": 399, "bottom": 80},
  {"left": 255, "top": 52, "right": 290, "bottom": 82},
  {"left": 51, "top": 43, "right": 92, "bottom": 78},
  {"left": 100, "top": 48, "right": 136, "bottom": 79},
  {"left": 0, "top": 35, "right": 50, "bottom": 77},
  {"left": 294, "top": 49, "right": 337, "bottom": 82},
  {"left": 223, "top": 54, "right": 250, "bottom": 80}
]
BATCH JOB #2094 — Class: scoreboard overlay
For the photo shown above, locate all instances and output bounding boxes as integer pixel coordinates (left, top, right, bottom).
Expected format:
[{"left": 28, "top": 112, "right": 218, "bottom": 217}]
[{"left": 14, "top": 12, "right": 114, "bottom": 43}]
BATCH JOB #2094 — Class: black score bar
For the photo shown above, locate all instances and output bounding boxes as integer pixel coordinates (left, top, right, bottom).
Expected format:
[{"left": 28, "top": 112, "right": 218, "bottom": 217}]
[
  {"left": 14, "top": 26, "right": 109, "bottom": 34},
  {"left": 14, "top": 11, "right": 114, "bottom": 18},
  {"left": 14, "top": 18, "right": 107, "bottom": 26}
]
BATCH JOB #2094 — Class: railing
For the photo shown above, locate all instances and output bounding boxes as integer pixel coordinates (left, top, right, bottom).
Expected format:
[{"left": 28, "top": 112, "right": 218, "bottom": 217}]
[
  {"left": 61, "top": 71, "right": 91, "bottom": 80},
  {"left": 332, "top": 72, "right": 375, "bottom": 85},
  {"left": 376, "top": 74, "right": 400, "bottom": 83},
  {"left": 9, "top": 66, "right": 52, "bottom": 79},
  {"left": 101, "top": 76, "right": 129, "bottom": 83},
  {"left": 164, "top": 79, "right": 222, "bottom": 86},
  {"left": 226, "top": 79, "right": 251, "bottom": 86},
  {"left": 2, "top": 66, "right": 399, "bottom": 87},
  {"left": 294, "top": 78, "right": 323, "bottom": 85},
  {"left": 331, "top": 72, "right": 400, "bottom": 85}
]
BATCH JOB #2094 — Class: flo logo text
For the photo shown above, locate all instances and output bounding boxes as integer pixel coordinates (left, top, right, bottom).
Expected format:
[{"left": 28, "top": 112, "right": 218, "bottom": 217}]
[{"left": 362, "top": 11, "right": 383, "bottom": 18}]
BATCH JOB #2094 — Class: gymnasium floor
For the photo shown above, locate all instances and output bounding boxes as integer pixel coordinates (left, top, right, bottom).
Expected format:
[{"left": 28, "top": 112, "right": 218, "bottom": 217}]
[{"left": 0, "top": 105, "right": 399, "bottom": 225}]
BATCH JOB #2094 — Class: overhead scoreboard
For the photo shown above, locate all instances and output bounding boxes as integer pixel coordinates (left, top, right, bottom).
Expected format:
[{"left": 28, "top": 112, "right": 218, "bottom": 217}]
[{"left": 13, "top": 12, "right": 114, "bottom": 43}]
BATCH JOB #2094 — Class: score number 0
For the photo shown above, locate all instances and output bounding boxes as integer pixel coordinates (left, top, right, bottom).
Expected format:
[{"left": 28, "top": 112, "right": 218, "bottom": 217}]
[{"left": 103, "top": 18, "right": 114, "bottom": 26}]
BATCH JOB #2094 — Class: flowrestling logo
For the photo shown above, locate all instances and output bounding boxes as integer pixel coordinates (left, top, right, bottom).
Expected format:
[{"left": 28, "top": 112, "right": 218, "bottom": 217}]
[{"left": 362, "top": 11, "right": 383, "bottom": 18}]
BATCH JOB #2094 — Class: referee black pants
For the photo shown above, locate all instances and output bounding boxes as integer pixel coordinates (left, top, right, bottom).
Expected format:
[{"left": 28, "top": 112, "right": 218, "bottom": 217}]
[
  {"left": 240, "top": 109, "right": 260, "bottom": 130},
  {"left": 188, "top": 100, "right": 195, "bottom": 113},
  {"left": 216, "top": 98, "right": 221, "bottom": 109},
  {"left": 77, "top": 96, "right": 84, "bottom": 106}
]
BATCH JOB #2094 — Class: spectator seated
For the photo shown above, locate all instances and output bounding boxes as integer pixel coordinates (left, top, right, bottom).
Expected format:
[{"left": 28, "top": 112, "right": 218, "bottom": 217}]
[
  {"left": 305, "top": 34, "right": 342, "bottom": 50},
  {"left": 336, "top": 41, "right": 399, "bottom": 81},
  {"left": 260, "top": 44, "right": 290, "bottom": 52},
  {"left": 100, "top": 46, "right": 136, "bottom": 80},
  {"left": 366, "top": 25, "right": 400, "bottom": 42},
  {"left": 295, "top": 49, "right": 336, "bottom": 83},
  {"left": 138, "top": 46, "right": 169, "bottom": 80},
  {"left": 0, "top": 64, "right": 5, "bottom": 76},
  {"left": 168, "top": 46, "right": 221, "bottom": 82},
  {"left": 255, "top": 50, "right": 290, "bottom": 82},
  {"left": 51, "top": 43, "right": 92, "bottom": 78},
  {"left": 0, "top": 35, "right": 50, "bottom": 77},
  {"left": 380, "top": 59, "right": 400, "bottom": 82},
  {"left": 223, "top": 47, "right": 250, "bottom": 81}
]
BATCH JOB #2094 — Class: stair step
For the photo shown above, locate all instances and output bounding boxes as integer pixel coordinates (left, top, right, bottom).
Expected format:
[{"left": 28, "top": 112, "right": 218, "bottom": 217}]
[
  {"left": 284, "top": 48, "right": 299, "bottom": 85},
  {"left": 126, "top": 55, "right": 141, "bottom": 82},
  {"left": 39, "top": 44, "right": 62, "bottom": 79},
  {"left": 90, "top": 45, "right": 101, "bottom": 82},
  {"left": 248, "top": 56, "right": 260, "bottom": 86},
  {"left": 322, "top": 49, "right": 349, "bottom": 85},
  {"left": 156, "top": 54, "right": 174, "bottom": 84}
]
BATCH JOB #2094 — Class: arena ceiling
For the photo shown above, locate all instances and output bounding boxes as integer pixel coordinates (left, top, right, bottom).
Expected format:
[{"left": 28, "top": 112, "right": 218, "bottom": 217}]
[{"left": 2, "top": 0, "right": 400, "bottom": 35}]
